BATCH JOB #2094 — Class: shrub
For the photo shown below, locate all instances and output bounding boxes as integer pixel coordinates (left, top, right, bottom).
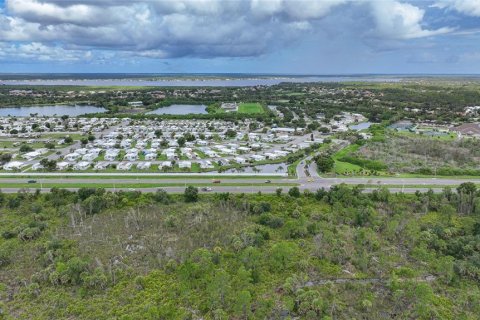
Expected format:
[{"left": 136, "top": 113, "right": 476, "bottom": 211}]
[
  {"left": 288, "top": 187, "right": 301, "bottom": 198},
  {"left": 258, "top": 213, "right": 284, "bottom": 229},
  {"left": 153, "top": 189, "right": 172, "bottom": 204},
  {"left": 184, "top": 186, "right": 199, "bottom": 203},
  {"left": 18, "top": 227, "right": 42, "bottom": 241}
]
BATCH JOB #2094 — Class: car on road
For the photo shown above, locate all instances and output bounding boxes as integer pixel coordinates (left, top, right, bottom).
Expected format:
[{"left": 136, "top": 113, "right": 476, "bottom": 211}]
[
  {"left": 264, "top": 180, "right": 271, "bottom": 183},
  {"left": 27, "top": 180, "right": 37, "bottom": 184},
  {"left": 307, "top": 178, "right": 314, "bottom": 182},
  {"left": 212, "top": 179, "right": 221, "bottom": 183},
  {"left": 201, "top": 187, "right": 213, "bottom": 192}
]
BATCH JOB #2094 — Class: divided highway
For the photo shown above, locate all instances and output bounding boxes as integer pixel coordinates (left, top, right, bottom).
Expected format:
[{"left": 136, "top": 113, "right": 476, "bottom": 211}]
[{"left": 0, "top": 155, "right": 476, "bottom": 194}]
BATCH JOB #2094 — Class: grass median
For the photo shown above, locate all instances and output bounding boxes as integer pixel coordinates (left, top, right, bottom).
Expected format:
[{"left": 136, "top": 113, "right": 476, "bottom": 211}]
[
  {"left": 0, "top": 182, "right": 298, "bottom": 189},
  {"left": 0, "top": 174, "right": 286, "bottom": 180}
]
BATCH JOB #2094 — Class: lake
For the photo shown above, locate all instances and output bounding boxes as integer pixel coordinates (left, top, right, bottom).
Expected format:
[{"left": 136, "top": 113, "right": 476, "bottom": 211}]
[
  {"left": 349, "top": 122, "right": 373, "bottom": 131},
  {"left": 1, "top": 76, "right": 402, "bottom": 87},
  {"left": 147, "top": 104, "right": 208, "bottom": 115},
  {"left": 0, "top": 105, "right": 107, "bottom": 117}
]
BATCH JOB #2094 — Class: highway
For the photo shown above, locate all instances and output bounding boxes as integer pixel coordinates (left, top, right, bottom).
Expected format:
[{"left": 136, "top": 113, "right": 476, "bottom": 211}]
[
  {"left": 0, "top": 186, "right": 448, "bottom": 194},
  {"left": 0, "top": 173, "right": 476, "bottom": 194},
  {"left": 0, "top": 151, "right": 477, "bottom": 193}
]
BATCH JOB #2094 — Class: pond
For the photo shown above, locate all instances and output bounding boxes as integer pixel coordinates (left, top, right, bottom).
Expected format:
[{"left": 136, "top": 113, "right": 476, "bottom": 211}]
[
  {"left": 349, "top": 122, "right": 373, "bottom": 131},
  {"left": 147, "top": 104, "right": 208, "bottom": 115},
  {"left": 217, "top": 163, "right": 288, "bottom": 174},
  {"left": 0, "top": 105, "right": 107, "bottom": 117}
]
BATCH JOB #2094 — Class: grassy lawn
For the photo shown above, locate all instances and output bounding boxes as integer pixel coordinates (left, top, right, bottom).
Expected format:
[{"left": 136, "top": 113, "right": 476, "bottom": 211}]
[
  {"left": 238, "top": 103, "right": 264, "bottom": 114},
  {"left": 287, "top": 158, "right": 301, "bottom": 177},
  {"left": 194, "top": 149, "right": 208, "bottom": 159},
  {"left": 0, "top": 182, "right": 298, "bottom": 189},
  {"left": 0, "top": 141, "right": 65, "bottom": 149},
  {"left": 0, "top": 174, "right": 285, "bottom": 180},
  {"left": 361, "top": 184, "right": 480, "bottom": 189},
  {"left": 334, "top": 160, "right": 363, "bottom": 174},
  {"left": 395, "top": 130, "right": 457, "bottom": 141},
  {"left": 41, "top": 133, "right": 84, "bottom": 140},
  {"left": 332, "top": 144, "right": 364, "bottom": 174}
]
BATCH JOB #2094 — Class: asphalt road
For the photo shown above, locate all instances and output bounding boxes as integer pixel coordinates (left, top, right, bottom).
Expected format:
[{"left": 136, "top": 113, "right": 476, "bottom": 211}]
[
  {"left": 0, "top": 186, "right": 445, "bottom": 194},
  {"left": 0, "top": 175, "right": 475, "bottom": 194}
]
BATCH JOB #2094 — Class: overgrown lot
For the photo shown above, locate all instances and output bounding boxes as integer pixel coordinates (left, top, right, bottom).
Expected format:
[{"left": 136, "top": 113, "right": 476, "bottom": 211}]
[
  {"left": 1, "top": 186, "right": 480, "bottom": 319},
  {"left": 353, "top": 132, "right": 480, "bottom": 175}
]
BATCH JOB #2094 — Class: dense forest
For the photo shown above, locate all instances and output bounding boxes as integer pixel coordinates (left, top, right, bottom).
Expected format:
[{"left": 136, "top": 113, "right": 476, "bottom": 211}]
[{"left": 1, "top": 185, "right": 480, "bottom": 319}]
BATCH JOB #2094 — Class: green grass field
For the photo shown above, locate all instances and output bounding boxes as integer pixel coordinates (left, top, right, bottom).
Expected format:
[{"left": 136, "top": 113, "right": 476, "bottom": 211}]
[
  {"left": 238, "top": 103, "right": 264, "bottom": 114},
  {"left": 0, "top": 182, "right": 298, "bottom": 189},
  {"left": 332, "top": 144, "right": 364, "bottom": 174},
  {"left": 0, "top": 175, "right": 285, "bottom": 180}
]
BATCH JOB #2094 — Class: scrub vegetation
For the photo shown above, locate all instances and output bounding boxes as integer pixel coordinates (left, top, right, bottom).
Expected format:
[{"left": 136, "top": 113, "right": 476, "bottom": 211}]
[
  {"left": 352, "top": 132, "right": 480, "bottom": 176},
  {"left": 1, "top": 185, "right": 480, "bottom": 319}
]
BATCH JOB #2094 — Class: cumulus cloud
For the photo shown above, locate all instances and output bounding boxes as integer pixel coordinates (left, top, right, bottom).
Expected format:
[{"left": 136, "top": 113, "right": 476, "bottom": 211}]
[
  {"left": 0, "top": 0, "right": 456, "bottom": 62},
  {"left": 433, "top": 0, "right": 480, "bottom": 17},
  {"left": 370, "top": 0, "right": 453, "bottom": 39},
  {"left": 0, "top": 41, "right": 93, "bottom": 61}
]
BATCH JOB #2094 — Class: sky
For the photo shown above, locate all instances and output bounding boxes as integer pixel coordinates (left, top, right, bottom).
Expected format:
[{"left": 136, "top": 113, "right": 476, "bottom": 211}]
[{"left": 0, "top": 0, "right": 479, "bottom": 74}]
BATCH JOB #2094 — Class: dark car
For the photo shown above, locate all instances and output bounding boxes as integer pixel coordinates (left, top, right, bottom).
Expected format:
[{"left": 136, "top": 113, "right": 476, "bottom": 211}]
[{"left": 27, "top": 180, "right": 37, "bottom": 184}]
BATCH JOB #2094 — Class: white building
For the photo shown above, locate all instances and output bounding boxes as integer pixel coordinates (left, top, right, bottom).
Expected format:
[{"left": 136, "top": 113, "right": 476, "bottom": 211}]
[
  {"left": 57, "top": 162, "right": 70, "bottom": 170},
  {"left": 64, "top": 153, "right": 81, "bottom": 162},
  {"left": 31, "top": 163, "right": 44, "bottom": 171},
  {"left": 74, "top": 161, "right": 91, "bottom": 170},
  {"left": 3, "top": 161, "right": 26, "bottom": 171},
  {"left": 159, "top": 161, "right": 172, "bottom": 169},
  {"left": 137, "top": 162, "right": 151, "bottom": 170},
  {"left": 82, "top": 153, "right": 97, "bottom": 161},
  {"left": 104, "top": 149, "right": 119, "bottom": 161},
  {"left": 124, "top": 153, "right": 138, "bottom": 161},
  {"left": 179, "top": 160, "right": 192, "bottom": 169},
  {"left": 94, "top": 162, "right": 109, "bottom": 170},
  {"left": 117, "top": 162, "right": 133, "bottom": 170}
]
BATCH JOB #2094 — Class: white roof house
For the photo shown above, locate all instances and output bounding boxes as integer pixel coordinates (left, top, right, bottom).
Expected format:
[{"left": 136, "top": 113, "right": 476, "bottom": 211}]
[
  {"left": 237, "top": 147, "right": 251, "bottom": 153},
  {"left": 64, "top": 153, "right": 81, "bottom": 162},
  {"left": 199, "top": 160, "right": 214, "bottom": 169},
  {"left": 74, "top": 161, "right": 91, "bottom": 170},
  {"left": 137, "top": 162, "right": 151, "bottom": 170},
  {"left": 31, "top": 163, "right": 44, "bottom": 171},
  {"left": 82, "top": 153, "right": 97, "bottom": 161},
  {"left": 145, "top": 153, "right": 157, "bottom": 160},
  {"left": 57, "top": 161, "right": 70, "bottom": 170},
  {"left": 22, "top": 151, "right": 41, "bottom": 160},
  {"left": 159, "top": 161, "right": 172, "bottom": 169},
  {"left": 76, "top": 148, "right": 89, "bottom": 155},
  {"left": 117, "top": 162, "right": 133, "bottom": 170},
  {"left": 265, "top": 153, "right": 281, "bottom": 160},
  {"left": 94, "top": 162, "right": 109, "bottom": 170},
  {"left": 124, "top": 153, "right": 138, "bottom": 161},
  {"left": 179, "top": 160, "right": 192, "bottom": 169},
  {"left": 235, "top": 157, "right": 246, "bottom": 164},
  {"left": 3, "top": 161, "right": 26, "bottom": 171},
  {"left": 251, "top": 154, "right": 266, "bottom": 162},
  {"left": 104, "top": 149, "right": 119, "bottom": 161}
]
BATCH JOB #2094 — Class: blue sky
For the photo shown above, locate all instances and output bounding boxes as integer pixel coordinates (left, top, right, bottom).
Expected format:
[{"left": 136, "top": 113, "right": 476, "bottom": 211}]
[{"left": 0, "top": 0, "right": 479, "bottom": 74}]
